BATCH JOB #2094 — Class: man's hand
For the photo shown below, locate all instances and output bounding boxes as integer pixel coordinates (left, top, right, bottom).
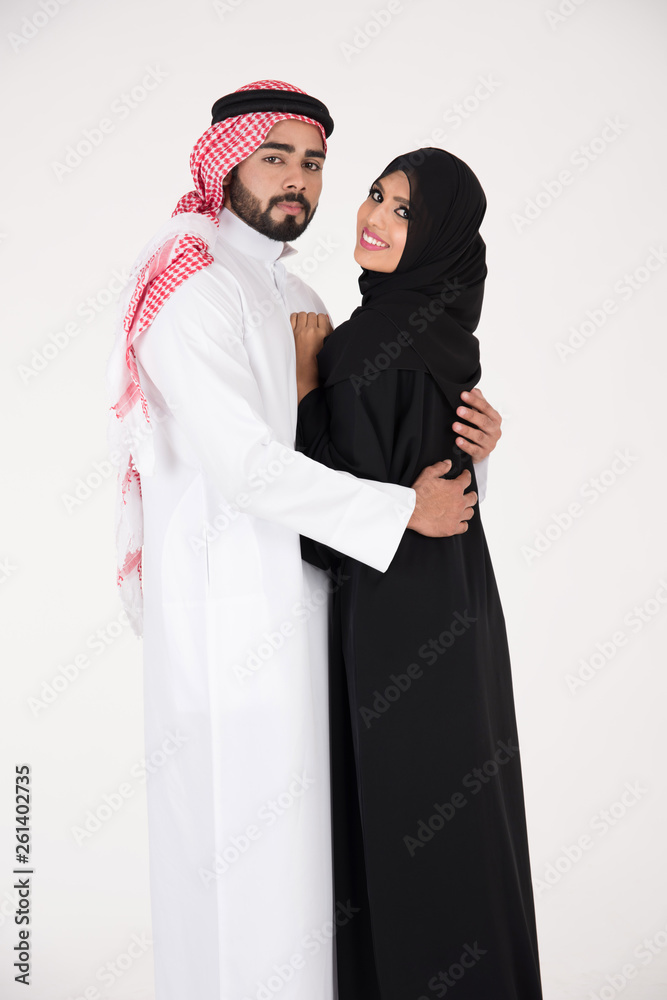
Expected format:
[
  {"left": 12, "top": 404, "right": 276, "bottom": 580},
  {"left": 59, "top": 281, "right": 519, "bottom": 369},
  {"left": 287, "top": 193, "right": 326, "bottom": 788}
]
[
  {"left": 407, "top": 459, "right": 477, "bottom": 537},
  {"left": 453, "top": 388, "right": 502, "bottom": 463}
]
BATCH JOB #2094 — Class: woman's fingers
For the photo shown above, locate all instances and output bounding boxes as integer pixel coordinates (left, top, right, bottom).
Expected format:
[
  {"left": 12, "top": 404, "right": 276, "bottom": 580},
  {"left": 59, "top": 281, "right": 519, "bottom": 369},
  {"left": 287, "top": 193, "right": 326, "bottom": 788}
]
[
  {"left": 319, "top": 313, "right": 334, "bottom": 338},
  {"left": 290, "top": 312, "right": 331, "bottom": 349}
]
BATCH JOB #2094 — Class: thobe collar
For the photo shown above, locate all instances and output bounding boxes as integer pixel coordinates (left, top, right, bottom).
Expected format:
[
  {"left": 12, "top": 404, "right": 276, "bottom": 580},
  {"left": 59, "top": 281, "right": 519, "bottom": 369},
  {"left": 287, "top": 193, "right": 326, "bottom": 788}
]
[{"left": 217, "top": 206, "right": 298, "bottom": 262}]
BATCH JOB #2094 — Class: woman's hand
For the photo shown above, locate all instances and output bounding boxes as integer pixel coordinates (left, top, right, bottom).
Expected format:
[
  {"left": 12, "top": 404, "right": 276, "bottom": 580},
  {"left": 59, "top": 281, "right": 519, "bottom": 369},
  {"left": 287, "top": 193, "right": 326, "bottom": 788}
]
[
  {"left": 290, "top": 312, "right": 333, "bottom": 403},
  {"left": 290, "top": 311, "right": 333, "bottom": 357}
]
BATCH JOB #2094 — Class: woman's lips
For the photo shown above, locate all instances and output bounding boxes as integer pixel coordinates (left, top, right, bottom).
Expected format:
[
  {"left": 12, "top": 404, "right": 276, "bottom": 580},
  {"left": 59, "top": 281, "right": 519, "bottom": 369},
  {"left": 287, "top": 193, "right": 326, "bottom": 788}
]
[
  {"left": 276, "top": 202, "right": 304, "bottom": 216},
  {"left": 360, "top": 226, "right": 389, "bottom": 251}
]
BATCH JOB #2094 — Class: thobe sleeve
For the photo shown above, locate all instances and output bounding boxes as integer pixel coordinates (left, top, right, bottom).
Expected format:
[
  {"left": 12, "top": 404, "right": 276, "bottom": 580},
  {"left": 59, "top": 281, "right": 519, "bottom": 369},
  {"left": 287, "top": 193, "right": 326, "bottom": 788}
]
[
  {"left": 134, "top": 275, "right": 416, "bottom": 574},
  {"left": 474, "top": 455, "right": 488, "bottom": 503},
  {"left": 295, "top": 370, "right": 487, "bottom": 569}
]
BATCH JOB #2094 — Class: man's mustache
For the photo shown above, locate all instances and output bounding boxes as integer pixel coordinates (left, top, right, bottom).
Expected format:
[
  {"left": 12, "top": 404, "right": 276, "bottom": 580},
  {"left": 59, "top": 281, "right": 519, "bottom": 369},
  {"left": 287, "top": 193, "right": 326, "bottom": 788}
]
[{"left": 267, "top": 193, "right": 310, "bottom": 215}]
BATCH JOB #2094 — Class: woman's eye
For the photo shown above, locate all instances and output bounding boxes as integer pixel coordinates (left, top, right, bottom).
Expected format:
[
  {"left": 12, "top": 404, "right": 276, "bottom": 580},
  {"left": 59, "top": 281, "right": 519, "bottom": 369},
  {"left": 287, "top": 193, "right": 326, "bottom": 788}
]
[
  {"left": 369, "top": 188, "right": 382, "bottom": 202},
  {"left": 397, "top": 206, "right": 409, "bottom": 220}
]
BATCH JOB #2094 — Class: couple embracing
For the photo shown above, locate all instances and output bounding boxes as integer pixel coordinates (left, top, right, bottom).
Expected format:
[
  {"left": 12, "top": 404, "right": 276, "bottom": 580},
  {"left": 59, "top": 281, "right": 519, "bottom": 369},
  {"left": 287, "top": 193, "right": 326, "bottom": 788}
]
[{"left": 107, "top": 78, "right": 543, "bottom": 1000}]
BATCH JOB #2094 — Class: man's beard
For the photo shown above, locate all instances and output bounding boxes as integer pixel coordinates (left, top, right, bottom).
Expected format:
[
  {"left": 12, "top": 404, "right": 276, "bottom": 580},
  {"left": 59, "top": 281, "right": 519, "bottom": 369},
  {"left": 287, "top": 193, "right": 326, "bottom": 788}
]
[{"left": 225, "top": 168, "right": 317, "bottom": 241}]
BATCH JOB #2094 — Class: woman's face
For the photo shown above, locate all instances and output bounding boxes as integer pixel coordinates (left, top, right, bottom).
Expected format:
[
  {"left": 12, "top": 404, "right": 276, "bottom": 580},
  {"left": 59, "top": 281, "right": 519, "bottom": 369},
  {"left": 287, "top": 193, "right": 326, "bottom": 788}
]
[{"left": 354, "top": 169, "right": 410, "bottom": 272}]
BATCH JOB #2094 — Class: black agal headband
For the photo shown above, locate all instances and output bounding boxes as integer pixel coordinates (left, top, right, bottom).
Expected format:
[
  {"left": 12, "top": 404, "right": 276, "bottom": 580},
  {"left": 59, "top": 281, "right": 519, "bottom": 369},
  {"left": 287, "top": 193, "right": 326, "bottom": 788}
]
[{"left": 211, "top": 88, "right": 334, "bottom": 137}]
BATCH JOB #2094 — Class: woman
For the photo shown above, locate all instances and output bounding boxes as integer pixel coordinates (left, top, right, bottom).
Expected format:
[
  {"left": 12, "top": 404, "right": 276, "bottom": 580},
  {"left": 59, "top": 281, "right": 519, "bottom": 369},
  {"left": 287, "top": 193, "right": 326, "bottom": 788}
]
[{"left": 291, "top": 148, "right": 543, "bottom": 999}]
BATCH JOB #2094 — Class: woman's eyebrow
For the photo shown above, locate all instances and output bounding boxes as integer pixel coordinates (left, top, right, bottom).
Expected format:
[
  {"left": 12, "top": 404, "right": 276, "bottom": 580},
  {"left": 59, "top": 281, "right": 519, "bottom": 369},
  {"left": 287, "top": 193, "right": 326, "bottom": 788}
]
[{"left": 372, "top": 178, "right": 409, "bottom": 206}]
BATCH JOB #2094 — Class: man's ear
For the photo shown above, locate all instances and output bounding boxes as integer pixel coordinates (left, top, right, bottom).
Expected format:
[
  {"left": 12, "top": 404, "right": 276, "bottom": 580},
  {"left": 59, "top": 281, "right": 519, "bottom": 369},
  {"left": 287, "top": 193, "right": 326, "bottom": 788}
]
[{"left": 222, "top": 163, "right": 238, "bottom": 187}]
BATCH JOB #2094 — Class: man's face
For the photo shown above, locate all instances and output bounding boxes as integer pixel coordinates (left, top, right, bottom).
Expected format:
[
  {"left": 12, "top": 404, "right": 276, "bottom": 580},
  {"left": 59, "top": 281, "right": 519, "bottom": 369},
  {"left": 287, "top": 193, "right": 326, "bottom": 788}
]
[{"left": 223, "top": 119, "right": 325, "bottom": 241}]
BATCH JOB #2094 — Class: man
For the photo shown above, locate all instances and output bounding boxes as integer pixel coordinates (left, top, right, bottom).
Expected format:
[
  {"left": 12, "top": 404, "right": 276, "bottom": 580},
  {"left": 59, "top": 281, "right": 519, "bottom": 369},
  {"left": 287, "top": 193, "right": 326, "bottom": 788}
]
[{"left": 107, "top": 80, "right": 501, "bottom": 1000}]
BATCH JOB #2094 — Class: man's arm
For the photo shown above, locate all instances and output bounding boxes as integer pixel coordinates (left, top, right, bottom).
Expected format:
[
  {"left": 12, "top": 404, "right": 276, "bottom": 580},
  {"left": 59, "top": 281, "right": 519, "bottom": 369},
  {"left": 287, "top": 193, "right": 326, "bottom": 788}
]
[
  {"left": 135, "top": 274, "right": 417, "bottom": 574},
  {"left": 291, "top": 310, "right": 477, "bottom": 537},
  {"left": 453, "top": 387, "right": 502, "bottom": 503}
]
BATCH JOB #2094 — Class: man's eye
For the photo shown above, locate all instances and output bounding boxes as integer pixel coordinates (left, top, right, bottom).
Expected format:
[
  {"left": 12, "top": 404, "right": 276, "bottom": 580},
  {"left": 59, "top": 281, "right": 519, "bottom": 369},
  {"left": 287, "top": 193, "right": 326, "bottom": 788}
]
[
  {"left": 263, "top": 156, "right": 281, "bottom": 164},
  {"left": 304, "top": 161, "right": 322, "bottom": 171}
]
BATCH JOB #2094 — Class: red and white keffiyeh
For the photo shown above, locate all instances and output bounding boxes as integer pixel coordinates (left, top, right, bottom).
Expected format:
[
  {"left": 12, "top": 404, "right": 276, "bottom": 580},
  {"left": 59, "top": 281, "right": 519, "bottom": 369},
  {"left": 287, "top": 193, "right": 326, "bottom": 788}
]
[{"left": 106, "top": 80, "right": 328, "bottom": 636}]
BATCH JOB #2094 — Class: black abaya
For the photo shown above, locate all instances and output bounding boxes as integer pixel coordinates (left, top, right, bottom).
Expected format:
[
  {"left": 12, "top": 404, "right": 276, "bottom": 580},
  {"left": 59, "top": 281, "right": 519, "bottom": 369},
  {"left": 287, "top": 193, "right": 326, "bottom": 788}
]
[
  {"left": 295, "top": 144, "right": 543, "bottom": 998},
  {"left": 296, "top": 367, "right": 543, "bottom": 1000}
]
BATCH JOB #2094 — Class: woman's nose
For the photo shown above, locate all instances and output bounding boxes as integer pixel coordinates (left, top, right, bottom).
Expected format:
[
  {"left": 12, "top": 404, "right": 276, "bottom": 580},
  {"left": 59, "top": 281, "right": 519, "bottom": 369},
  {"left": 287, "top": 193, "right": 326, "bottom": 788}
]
[{"left": 366, "top": 204, "right": 388, "bottom": 233}]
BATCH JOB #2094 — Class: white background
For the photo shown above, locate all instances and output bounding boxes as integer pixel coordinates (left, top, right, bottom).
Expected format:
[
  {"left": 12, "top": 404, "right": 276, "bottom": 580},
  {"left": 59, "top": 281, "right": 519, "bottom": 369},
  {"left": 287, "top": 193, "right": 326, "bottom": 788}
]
[{"left": 1, "top": 0, "right": 666, "bottom": 997}]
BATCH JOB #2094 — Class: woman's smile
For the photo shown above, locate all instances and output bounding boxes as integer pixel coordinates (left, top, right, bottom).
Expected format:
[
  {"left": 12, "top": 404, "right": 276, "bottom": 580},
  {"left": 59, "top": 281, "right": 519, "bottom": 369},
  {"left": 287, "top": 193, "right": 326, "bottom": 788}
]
[{"left": 359, "top": 226, "right": 390, "bottom": 250}]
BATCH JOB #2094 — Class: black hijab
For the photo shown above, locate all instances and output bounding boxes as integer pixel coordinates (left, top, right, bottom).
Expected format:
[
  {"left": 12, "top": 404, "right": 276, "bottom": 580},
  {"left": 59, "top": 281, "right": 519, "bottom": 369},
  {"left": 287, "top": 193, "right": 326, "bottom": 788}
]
[{"left": 316, "top": 147, "right": 487, "bottom": 412}]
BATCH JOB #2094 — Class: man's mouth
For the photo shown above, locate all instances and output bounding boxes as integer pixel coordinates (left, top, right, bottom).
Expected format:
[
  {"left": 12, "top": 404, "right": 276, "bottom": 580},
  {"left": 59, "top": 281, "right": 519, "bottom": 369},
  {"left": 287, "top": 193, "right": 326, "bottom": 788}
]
[
  {"left": 360, "top": 227, "right": 389, "bottom": 250},
  {"left": 275, "top": 202, "right": 304, "bottom": 216}
]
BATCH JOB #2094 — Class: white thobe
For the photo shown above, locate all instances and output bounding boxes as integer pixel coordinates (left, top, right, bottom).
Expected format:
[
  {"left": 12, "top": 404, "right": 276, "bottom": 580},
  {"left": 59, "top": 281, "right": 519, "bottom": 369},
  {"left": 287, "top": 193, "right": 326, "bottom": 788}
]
[{"left": 134, "top": 208, "right": 421, "bottom": 1000}]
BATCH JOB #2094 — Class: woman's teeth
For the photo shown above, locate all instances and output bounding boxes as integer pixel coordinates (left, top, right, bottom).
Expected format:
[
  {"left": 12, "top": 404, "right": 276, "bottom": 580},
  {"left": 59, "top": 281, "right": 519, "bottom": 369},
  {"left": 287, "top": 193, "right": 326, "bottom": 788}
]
[{"left": 363, "top": 230, "right": 388, "bottom": 247}]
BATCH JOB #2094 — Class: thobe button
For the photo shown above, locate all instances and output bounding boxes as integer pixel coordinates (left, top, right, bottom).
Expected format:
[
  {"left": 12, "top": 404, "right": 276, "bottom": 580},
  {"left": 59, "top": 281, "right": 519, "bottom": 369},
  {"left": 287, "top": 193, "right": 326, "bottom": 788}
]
[{"left": 272, "top": 261, "right": 288, "bottom": 300}]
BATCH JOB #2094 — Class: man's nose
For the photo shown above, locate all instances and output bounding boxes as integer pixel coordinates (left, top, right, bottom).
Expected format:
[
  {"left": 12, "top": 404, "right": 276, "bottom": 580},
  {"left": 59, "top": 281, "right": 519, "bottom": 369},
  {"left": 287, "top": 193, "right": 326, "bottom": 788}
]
[{"left": 282, "top": 165, "right": 306, "bottom": 190}]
